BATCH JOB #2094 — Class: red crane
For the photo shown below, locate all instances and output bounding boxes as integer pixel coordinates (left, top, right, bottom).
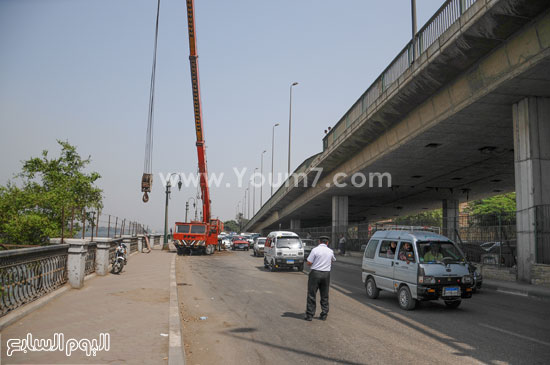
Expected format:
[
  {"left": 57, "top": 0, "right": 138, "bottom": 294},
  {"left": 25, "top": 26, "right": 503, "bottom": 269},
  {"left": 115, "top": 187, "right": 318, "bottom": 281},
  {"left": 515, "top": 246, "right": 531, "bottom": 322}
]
[{"left": 173, "top": 0, "right": 223, "bottom": 255}]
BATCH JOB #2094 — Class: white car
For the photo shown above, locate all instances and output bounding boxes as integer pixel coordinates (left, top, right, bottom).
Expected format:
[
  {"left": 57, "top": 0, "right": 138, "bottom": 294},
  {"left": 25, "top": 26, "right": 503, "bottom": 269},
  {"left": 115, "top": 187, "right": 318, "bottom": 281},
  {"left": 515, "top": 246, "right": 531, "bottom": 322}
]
[
  {"left": 253, "top": 237, "right": 266, "bottom": 257},
  {"left": 263, "top": 231, "right": 304, "bottom": 271}
]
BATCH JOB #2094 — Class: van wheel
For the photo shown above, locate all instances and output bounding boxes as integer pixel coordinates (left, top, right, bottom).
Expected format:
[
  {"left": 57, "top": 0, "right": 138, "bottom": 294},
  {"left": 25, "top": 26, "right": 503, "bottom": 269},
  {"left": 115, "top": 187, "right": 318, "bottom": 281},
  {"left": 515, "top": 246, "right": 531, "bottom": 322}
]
[
  {"left": 298, "top": 264, "right": 304, "bottom": 272},
  {"left": 444, "top": 300, "right": 461, "bottom": 309},
  {"left": 366, "top": 277, "right": 380, "bottom": 299},
  {"left": 398, "top": 286, "right": 416, "bottom": 311}
]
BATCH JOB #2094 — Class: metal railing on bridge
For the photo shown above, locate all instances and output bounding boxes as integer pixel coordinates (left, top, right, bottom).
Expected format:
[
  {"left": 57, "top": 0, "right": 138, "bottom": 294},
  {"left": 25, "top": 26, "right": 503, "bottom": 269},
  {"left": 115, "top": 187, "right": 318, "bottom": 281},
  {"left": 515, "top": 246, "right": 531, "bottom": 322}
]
[{"left": 325, "top": 0, "right": 478, "bottom": 150}]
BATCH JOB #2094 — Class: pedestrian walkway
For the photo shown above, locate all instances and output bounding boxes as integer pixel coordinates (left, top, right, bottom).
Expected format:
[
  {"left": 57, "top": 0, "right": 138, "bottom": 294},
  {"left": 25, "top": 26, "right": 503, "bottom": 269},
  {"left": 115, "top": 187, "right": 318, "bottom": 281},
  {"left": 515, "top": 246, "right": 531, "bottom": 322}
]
[
  {"left": 1, "top": 249, "right": 174, "bottom": 364},
  {"left": 334, "top": 251, "right": 550, "bottom": 301}
]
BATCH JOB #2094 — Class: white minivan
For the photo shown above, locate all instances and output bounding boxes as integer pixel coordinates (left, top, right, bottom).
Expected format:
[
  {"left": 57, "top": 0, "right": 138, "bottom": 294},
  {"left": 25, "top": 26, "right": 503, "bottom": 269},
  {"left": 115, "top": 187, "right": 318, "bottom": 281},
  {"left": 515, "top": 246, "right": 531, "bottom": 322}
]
[
  {"left": 362, "top": 230, "right": 473, "bottom": 310},
  {"left": 263, "top": 231, "right": 304, "bottom": 271}
]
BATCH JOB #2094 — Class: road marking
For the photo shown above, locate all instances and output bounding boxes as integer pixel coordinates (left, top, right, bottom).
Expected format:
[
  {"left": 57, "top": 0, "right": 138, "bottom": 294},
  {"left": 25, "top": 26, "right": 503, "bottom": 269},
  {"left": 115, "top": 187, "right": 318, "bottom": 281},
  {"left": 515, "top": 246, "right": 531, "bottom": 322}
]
[
  {"left": 479, "top": 323, "right": 550, "bottom": 347},
  {"left": 496, "top": 289, "right": 528, "bottom": 297},
  {"left": 331, "top": 284, "right": 352, "bottom": 294}
]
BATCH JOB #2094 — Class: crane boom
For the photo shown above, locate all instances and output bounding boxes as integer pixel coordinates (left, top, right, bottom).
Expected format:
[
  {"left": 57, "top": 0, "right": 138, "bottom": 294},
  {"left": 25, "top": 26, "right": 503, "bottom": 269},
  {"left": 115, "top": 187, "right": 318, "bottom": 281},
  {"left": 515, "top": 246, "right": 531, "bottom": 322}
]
[{"left": 186, "top": 0, "right": 210, "bottom": 223}]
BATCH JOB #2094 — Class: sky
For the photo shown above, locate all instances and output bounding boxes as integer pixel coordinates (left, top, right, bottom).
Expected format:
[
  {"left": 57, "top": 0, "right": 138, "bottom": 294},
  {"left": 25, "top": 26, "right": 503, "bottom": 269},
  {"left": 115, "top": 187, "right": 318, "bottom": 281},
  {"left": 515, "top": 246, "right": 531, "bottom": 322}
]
[{"left": 0, "top": 0, "right": 445, "bottom": 232}]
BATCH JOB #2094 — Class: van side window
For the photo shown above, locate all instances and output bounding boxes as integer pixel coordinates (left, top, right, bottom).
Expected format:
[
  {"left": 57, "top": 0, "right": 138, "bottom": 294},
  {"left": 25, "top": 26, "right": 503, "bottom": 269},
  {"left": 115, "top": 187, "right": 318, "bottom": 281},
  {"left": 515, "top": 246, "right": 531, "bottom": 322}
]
[
  {"left": 364, "top": 239, "right": 378, "bottom": 259},
  {"left": 398, "top": 241, "right": 415, "bottom": 262},
  {"left": 378, "top": 240, "right": 395, "bottom": 259}
]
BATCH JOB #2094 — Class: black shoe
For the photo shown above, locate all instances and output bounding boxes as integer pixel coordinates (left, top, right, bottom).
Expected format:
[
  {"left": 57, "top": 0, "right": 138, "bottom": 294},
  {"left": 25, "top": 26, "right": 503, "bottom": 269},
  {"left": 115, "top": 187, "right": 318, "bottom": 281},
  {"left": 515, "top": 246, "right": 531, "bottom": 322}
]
[
  {"left": 319, "top": 314, "right": 327, "bottom": 321},
  {"left": 304, "top": 316, "right": 313, "bottom": 321}
]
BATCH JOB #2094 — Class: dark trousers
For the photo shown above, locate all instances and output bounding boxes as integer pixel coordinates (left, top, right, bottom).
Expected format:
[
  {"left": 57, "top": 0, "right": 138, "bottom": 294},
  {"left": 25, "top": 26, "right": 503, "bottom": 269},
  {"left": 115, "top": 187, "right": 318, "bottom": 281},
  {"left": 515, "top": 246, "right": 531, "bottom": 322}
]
[{"left": 306, "top": 269, "right": 330, "bottom": 317}]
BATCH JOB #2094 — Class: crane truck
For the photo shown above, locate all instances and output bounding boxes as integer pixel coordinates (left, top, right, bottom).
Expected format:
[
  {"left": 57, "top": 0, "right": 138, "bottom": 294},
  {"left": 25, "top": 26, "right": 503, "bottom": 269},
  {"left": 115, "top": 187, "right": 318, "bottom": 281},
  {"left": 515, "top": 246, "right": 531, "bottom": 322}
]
[{"left": 172, "top": 0, "right": 223, "bottom": 255}]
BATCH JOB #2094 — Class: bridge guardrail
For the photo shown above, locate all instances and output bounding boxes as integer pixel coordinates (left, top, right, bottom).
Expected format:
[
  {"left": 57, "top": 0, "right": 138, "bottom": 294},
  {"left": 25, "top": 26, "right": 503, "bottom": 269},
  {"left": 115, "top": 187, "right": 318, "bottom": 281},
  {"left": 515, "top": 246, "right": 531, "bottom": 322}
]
[
  {"left": 0, "top": 233, "right": 156, "bottom": 318},
  {"left": 325, "top": 0, "right": 479, "bottom": 151},
  {"left": 0, "top": 245, "right": 69, "bottom": 316}
]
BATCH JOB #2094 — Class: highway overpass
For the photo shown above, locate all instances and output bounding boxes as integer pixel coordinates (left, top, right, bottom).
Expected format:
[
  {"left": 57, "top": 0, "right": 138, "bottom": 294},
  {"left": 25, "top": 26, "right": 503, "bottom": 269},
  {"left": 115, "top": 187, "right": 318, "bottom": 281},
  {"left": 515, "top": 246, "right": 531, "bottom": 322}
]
[{"left": 245, "top": 0, "right": 550, "bottom": 283}]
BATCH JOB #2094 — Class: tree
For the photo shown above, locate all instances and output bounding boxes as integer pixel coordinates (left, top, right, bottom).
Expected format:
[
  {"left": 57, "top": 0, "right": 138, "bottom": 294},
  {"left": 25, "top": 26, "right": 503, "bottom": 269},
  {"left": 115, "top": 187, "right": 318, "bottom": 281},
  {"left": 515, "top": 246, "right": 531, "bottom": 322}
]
[
  {"left": 465, "top": 192, "right": 516, "bottom": 225},
  {"left": 235, "top": 213, "right": 249, "bottom": 232},
  {"left": 0, "top": 140, "right": 103, "bottom": 244},
  {"left": 223, "top": 220, "right": 239, "bottom": 233},
  {"left": 394, "top": 210, "right": 443, "bottom": 227}
]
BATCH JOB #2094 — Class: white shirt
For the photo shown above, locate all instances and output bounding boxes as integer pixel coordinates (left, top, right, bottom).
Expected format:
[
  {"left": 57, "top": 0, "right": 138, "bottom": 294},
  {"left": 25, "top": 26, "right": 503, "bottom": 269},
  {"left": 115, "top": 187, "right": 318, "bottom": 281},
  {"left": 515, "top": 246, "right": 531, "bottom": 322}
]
[{"left": 307, "top": 244, "right": 336, "bottom": 272}]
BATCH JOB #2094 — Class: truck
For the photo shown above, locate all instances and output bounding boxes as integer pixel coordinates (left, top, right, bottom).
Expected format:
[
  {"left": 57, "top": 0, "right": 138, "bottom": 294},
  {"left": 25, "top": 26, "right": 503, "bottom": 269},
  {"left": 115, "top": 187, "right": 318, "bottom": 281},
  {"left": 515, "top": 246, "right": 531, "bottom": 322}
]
[{"left": 172, "top": 0, "right": 223, "bottom": 255}]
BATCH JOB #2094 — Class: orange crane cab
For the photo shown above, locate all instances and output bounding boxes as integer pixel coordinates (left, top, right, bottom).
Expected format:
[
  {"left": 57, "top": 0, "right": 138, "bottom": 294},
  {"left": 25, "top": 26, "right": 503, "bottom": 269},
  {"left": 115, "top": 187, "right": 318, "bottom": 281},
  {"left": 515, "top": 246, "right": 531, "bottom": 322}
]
[
  {"left": 172, "top": 0, "right": 223, "bottom": 255},
  {"left": 173, "top": 219, "right": 223, "bottom": 255}
]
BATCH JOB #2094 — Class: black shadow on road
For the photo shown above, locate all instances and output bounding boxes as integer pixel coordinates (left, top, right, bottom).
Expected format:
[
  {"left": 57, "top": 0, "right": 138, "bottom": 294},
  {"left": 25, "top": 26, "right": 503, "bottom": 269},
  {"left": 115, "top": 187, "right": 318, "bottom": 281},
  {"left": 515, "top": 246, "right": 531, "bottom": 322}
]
[{"left": 281, "top": 312, "right": 305, "bottom": 320}]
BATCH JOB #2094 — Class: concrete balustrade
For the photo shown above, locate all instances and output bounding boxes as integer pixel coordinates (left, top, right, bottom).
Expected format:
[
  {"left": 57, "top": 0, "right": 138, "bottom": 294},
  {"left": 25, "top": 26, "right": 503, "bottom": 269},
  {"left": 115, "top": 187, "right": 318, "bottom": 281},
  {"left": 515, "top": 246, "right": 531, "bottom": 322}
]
[{"left": 66, "top": 239, "right": 89, "bottom": 289}]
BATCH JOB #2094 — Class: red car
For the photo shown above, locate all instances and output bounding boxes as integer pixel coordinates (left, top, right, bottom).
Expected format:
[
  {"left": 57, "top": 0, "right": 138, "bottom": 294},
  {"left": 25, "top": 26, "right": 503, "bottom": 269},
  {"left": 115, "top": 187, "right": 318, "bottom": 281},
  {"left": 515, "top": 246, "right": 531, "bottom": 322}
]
[{"left": 231, "top": 236, "right": 249, "bottom": 251}]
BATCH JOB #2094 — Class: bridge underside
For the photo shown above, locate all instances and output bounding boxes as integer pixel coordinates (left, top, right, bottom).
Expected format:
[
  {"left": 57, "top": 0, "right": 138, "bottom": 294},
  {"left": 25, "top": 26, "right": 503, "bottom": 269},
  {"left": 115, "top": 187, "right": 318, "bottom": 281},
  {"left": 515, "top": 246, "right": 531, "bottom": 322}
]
[
  {"left": 284, "top": 56, "right": 550, "bottom": 227},
  {"left": 253, "top": 6, "right": 550, "bottom": 231}
]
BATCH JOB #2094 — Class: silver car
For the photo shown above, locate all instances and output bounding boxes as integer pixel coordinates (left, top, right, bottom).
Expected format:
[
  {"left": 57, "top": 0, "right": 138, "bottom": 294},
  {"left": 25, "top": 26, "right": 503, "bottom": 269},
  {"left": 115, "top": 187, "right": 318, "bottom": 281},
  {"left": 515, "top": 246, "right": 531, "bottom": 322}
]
[
  {"left": 253, "top": 237, "right": 266, "bottom": 257},
  {"left": 362, "top": 230, "right": 474, "bottom": 310}
]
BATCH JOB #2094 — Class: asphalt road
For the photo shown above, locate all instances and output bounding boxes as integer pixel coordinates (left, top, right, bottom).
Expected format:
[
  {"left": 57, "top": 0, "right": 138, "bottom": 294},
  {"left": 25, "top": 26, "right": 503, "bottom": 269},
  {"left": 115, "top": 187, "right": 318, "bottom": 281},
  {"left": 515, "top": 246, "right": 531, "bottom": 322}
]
[{"left": 176, "top": 250, "right": 550, "bottom": 365}]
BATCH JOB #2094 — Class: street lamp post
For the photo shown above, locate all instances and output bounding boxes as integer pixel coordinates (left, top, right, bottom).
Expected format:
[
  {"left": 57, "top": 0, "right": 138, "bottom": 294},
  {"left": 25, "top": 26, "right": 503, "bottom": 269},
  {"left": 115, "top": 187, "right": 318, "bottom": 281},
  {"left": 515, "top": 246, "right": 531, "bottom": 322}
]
[
  {"left": 260, "top": 150, "right": 266, "bottom": 207},
  {"left": 288, "top": 82, "right": 298, "bottom": 175},
  {"left": 247, "top": 187, "right": 250, "bottom": 220},
  {"left": 164, "top": 173, "right": 182, "bottom": 249},
  {"left": 411, "top": 0, "right": 417, "bottom": 61},
  {"left": 185, "top": 197, "right": 196, "bottom": 222},
  {"left": 252, "top": 167, "right": 258, "bottom": 216},
  {"left": 271, "top": 123, "right": 279, "bottom": 196}
]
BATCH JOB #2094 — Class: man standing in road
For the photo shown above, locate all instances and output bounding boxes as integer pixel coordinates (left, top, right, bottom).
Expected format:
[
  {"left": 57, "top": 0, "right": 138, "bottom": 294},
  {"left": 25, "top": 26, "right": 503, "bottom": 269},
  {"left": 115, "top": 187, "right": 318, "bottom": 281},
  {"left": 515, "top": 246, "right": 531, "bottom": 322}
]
[
  {"left": 338, "top": 234, "right": 346, "bottom": 255},
  {"left": 305, "top": 236, "right": 336, "bottom": 321}
]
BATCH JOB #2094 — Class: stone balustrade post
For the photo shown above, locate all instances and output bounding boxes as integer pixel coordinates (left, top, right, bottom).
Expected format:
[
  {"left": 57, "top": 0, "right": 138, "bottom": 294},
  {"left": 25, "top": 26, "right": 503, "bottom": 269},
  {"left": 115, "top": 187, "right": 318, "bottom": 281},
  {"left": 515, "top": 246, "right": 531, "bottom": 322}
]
[
  {"left": 137, "top": 235, "right": 143, "bottom": 253},
  {"left": 93, "top": 237, "right": 113, "bottom": 276},
  {"left": 122, "top": 235, "right": 132, "bottom": 261},
  {"left": 66, "top": 239, "right": 88, "bottom": 289}
]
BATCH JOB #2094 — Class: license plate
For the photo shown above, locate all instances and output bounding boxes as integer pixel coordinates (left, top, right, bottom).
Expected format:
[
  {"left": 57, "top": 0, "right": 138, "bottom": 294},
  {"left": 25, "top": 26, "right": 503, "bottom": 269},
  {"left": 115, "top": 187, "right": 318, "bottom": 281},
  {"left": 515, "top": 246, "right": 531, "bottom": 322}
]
[
  {"left": 287, "top": 260, "right": 294, "bottom": 264},
  {"left": 443, "top": 287, "right": 460, "bottom": 296}
]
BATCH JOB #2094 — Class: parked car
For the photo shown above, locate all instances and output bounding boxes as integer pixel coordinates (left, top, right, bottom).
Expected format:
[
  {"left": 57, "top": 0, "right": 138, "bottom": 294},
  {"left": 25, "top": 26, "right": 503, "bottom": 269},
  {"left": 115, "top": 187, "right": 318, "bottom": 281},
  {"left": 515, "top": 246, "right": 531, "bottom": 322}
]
[
  {"left": 222, "top": 237, "right": 232, "bottom": 249},
  {"left": 263, "top": 231, "right": 304, "bottom": 271},
  {"left": 362, "top": 230, "right": 474, "bottom": 310},
  {"left": 253, "top": 237, "right": 266, "bottom": 257},
  {"left": 301, "top": 238, "right": 316, "bottom": 258},
  {"left": 231, "top": 236, "right": 249, "bottom": 251},
  {"left": 469, "top": 263, "right": 483, "bottom": 292}
]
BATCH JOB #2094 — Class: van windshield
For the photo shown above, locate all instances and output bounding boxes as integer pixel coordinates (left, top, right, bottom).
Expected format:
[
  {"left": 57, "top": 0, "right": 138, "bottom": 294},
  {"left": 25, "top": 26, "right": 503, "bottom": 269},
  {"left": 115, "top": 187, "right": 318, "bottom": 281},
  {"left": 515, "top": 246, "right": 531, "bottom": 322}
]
[
  {"left": 276, "top": 237, "right": 302, "bottom": 249},
  {"left": 417, "top": 241, "right": 465, "bottom": 264}
]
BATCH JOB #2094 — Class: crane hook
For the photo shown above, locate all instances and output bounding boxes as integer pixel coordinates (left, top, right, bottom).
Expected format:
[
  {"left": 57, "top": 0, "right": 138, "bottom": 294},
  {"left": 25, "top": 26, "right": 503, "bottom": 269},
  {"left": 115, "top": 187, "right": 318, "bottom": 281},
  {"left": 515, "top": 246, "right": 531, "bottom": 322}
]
[{"left": 142, "top": 192, "right": 149, "bottom": 203}]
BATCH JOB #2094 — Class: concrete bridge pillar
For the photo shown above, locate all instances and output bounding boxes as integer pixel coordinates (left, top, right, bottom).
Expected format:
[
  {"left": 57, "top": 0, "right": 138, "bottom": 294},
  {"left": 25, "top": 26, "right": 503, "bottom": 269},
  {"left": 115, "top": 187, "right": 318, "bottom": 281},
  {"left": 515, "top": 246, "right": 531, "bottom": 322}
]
[
  {"left": 66, "top": 239, "right": 88, "bottom": 289},
  {"left": 332, "top": 196, "right": 348, "bottom": 248},
  {"left": 442, "top": 199, "right": 459, "bottom": 242},
  {"left": 290, "top": 219, "right": 301, "bottom": 230},
  {"left": 513, "top": 97, "right": 550, "bottom": 283}
]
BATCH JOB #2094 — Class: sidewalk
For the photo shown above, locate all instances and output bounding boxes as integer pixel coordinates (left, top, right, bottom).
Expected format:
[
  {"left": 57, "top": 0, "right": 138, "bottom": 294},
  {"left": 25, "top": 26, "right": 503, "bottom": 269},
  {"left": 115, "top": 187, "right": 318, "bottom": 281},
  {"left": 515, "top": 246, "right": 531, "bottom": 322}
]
[
  {"left": 1, "top": 249, "right": 174, "bottom": 364},
  {"left": 335, "top": 251, "right": 550, "bottom": 301}
]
